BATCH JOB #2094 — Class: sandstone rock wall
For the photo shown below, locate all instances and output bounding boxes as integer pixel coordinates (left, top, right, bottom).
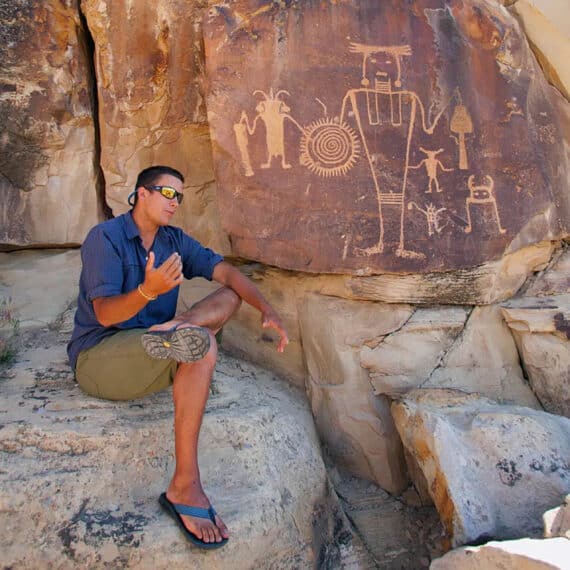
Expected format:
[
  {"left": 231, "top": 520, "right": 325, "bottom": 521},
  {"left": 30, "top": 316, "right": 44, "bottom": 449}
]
[
  {"left": 204, "top": 0, "right": 570, "bottom": 274},
  {"left": 1, "top": 0, "right": 570, "bottom": 564},
  {"left": 80, "top": 0, "right": 230, "bottom": 254},
  {"left": 0, "top": 1, "right": 101, "bottom": 247}
]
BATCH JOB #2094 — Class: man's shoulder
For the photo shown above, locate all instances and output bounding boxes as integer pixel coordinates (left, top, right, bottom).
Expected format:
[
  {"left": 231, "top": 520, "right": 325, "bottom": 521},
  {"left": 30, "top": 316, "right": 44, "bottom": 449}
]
[{"left": 86, "top": 214, "right": 127, "bottom": 238}]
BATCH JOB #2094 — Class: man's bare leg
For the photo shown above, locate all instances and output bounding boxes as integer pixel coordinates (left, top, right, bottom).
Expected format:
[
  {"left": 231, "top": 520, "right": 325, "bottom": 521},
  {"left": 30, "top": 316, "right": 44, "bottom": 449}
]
[
  {"left": 150, "top": 287, "right": 241, "bottom": 334},
  {"left": 151, "top": 287, "right": 241, "bottom": 543}
]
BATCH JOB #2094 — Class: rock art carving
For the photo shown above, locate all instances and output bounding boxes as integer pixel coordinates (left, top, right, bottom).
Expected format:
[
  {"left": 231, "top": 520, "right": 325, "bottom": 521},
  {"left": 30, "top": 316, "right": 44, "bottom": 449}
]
[
  {"left": 338, "top": 43, "right": 459, "bottom": 259},
  {"left": 299, "top": 117, "right": 361, "bottom": 177},
  {"left": 233, "top": 42, "right": 501, "bottom": 261},
  {"left": 500, "top": 98, "right": 524, "bottom": 123},
  {"left": 407, "top": 202, "right": 447, "bottom": 236},
  {"left": 450, "top": 94, "right": 474, "bottom": 170},
  {"left": 408, "top": 148, "right": 454, "bottom": 194},
  {"left": 234, "top": 89, "right": 303, "bottom": 175},
  {"left": 464, "top": 175, "right": 507, "bottom": 234}
]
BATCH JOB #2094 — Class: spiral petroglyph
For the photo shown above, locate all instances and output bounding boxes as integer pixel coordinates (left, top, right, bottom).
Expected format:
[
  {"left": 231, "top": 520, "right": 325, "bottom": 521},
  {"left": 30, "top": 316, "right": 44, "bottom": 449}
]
[{"left": 300, "top": 118, "right": 360, "bottom": 177}]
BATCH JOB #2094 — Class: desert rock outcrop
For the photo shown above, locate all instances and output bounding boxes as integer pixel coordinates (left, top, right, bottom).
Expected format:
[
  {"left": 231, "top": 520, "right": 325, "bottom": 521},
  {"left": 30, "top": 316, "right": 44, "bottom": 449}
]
[
  {"left": 392, "top": 389, "right": 570, "bottom": 547},
  {"left": 501, "top": 294, "right": 570, "bottom": 417},
  {"left": 0, "top": 326, "right": 356, "bottom": 569},
  {"left": 0, "top": 1, "right": 101, "bottom": 247}
]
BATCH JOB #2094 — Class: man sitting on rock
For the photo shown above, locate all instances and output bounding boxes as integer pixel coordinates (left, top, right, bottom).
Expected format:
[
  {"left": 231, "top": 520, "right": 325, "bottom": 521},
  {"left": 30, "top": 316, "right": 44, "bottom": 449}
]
[{"left": 67, "top": 165, "right": 289, "bottom": 549}]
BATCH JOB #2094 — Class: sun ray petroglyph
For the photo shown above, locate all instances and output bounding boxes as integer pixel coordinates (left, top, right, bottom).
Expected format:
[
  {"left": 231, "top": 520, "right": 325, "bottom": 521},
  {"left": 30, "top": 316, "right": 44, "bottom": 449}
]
[{"left": 299, "top": 118, "right": 361, "bottom": 177}]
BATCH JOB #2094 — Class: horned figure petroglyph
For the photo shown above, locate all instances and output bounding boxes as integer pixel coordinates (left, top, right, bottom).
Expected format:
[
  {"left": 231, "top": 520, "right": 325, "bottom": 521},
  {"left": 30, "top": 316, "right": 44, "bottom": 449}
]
[
  {"left": 234, "top": 88, "right": 303, "bottom": 176},
  {"left": 407, "top": 201, "right": 447, "bottom": 236},
  {"left": 464, "top": 175, "right": 506, "bottom": 234},
  {"left": 408, "top": 148, "right": 454, "bottom": 193}
]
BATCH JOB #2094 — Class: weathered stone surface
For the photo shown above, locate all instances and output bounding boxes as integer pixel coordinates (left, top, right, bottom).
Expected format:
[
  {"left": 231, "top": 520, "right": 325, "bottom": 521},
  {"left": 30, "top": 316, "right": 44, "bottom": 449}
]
[
  {"left": 430, "top": 537, "right": 570, "bottom": 570},
  {"left": 364, "top": 304, "right": 539, "bottom": 407},
  {"left": 0, "top": 1, "right": 100, "bottom": 247},
  {"left": 0, "top": 250, "right": 81, "bottom": 329},
  {"left": 392, "top": 389, "right": 570, "bottom": 547},
  {"left": 178, "top": 243, "right": 555, "bottom": 392},
  {"left": 180, "top": 267, "right": 308, "bottom": 387},
  {"left": 80, "top": 0, "right": 230, "bottom": 254},
  {"left": 362, "top": 306, "right": 469, "bottom": 396},
  {"left": 0, "top": 328, "right": 359, "bottom": 569},
  {"left": 543, "top": 495, "right": 570, "bottom": 539},
  {"left": 337, "top": 241, "right": 555, "bottom": 304},
  {"left": 335, "top": 474, "right": 448, "bottom": 568},
  {"left": 204, "top": 0, "right": 569, "bottom": 274},
  {"left": 299, "top": 293, "right": 410, "bottom": 494},
  {"left": 526, "top": 245, "right": 570, "bottom": 297},
  {"left": 509, "top": 0, "right": 570, "bottom": 99},
  {"left": 501, "top": 294, "right": 570, "bottom": 417}
]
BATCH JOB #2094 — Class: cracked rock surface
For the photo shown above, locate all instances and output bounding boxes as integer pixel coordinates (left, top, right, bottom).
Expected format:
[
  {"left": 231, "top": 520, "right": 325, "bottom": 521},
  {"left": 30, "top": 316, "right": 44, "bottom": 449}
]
[{"left": 0, "top": 324, "right": 361, "bottom": 569}]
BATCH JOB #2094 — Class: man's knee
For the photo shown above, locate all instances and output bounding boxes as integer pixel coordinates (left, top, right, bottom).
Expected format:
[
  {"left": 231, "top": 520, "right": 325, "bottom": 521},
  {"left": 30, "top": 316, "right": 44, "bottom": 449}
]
[
  {"left": 225, "top": 287, "right": 242, "bottom": 312},
  {"left": 177, "top": 332, "right": 218, "bottom": 375}
]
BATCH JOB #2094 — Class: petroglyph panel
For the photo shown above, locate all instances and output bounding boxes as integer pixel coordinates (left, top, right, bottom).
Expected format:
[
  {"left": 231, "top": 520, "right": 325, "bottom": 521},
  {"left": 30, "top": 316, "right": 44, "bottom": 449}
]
[{"left": 204, "top": 0, "right": 569, "bottom": 274}]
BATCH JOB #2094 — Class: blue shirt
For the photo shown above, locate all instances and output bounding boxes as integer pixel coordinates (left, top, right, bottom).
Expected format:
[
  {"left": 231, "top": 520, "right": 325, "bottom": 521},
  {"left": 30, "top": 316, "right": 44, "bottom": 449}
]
[{"left": 67, "top": 212, "right": 223, "bottom": 369}]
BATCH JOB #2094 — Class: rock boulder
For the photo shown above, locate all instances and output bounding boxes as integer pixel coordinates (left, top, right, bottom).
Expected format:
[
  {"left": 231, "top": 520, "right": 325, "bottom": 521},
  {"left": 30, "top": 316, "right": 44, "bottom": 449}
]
[
  {"left": 430, "top": 537, "right": 570, "bottom": 570},
  {"left": 204, "top": 0, "right": 570, "bottom": 274},
  {"left": 392, "top": 389, "right": 570, "bottom": 547},
  {"left": 501, "top": 294, "right": 570, "bottom": 417},
  {"left": 0, "top": 1, "right": 101, "bottom": 248},
  {"left": 0, "top": 329, "right": 354, "bottom": 568}
]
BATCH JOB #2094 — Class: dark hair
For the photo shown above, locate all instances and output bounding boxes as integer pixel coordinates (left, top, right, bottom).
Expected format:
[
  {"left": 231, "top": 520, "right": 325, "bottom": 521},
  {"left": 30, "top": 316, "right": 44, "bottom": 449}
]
[{"left": 129, "top": 165, "right": 185, "bottom": 207}]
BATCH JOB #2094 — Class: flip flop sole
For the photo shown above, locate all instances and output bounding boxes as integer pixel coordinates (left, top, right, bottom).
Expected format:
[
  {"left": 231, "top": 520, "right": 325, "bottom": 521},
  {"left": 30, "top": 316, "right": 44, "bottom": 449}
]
[
  {"left": 141, "top": 326, "right": 210, "bottom": 362},
  {"left": 159, "top": 493, "right": 228, "bottom": 549}
]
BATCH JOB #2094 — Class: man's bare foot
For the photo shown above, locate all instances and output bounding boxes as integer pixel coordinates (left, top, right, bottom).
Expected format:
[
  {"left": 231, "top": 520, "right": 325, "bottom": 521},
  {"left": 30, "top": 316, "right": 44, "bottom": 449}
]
[{"left": 166, "top": 484, "right": 229, "bottom": 543}]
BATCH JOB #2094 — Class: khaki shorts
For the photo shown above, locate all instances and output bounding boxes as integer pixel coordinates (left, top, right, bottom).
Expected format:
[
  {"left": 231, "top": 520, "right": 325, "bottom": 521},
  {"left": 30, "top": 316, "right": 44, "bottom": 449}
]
[{"left": 75, "top": 328, "right": 177, "bottom": 401}]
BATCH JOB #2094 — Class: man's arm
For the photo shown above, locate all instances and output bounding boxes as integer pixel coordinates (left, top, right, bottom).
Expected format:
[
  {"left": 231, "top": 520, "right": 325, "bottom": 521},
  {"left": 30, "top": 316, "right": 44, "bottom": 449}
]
[
  {"left": 212, "top": 261, "right": 289, "bottom": 353},
  {"left": 93, "top": 251, "right": 183, "bottom": 326}
]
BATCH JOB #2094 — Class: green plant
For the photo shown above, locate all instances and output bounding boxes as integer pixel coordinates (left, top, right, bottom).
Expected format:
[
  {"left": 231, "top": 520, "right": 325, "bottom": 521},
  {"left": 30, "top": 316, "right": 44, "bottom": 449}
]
[{"left": 0, "top": 297, "right": 20, "bottom": 364}]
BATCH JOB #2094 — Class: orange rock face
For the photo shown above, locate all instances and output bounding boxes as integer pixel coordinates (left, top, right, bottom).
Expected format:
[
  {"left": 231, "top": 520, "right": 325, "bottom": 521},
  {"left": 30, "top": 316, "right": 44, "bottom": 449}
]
[
  {"left": 0, "top": 1, "right": 100, "bottom": 247},
  {"left": 80, "top": 0, "right": 230, "bottom": 253},
  {"left": 204, "top": 0, "right": 569, "bottom": 274}
]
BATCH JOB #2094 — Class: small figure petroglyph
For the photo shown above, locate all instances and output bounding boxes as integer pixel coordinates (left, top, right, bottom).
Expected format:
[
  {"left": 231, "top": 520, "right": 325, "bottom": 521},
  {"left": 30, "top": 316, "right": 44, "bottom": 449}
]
[
  {"left": 500, "top": 98, "right": 524, "bottom": 123},
  {"left": 464, "top": 175, "right": 506, "bottom": 234},
  {"left": 408, "top": 148, "right": 453, "bottom": 193},
  {"left": 407, "top": 201, "right": 447, "bottom": 236}
]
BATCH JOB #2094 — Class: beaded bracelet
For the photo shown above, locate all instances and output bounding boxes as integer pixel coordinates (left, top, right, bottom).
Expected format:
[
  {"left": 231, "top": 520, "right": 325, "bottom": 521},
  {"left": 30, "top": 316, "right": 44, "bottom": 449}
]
[{"left": 137, "top": 284, "right": 157, "bottom": 301}]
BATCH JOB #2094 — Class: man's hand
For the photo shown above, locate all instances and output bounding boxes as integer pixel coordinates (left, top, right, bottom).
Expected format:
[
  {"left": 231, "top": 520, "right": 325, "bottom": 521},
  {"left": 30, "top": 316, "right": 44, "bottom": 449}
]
[
  {"left": 261, "top": 309, "right": 289, "bottom": 353},
  {"left": 142, "top": 251, "right": 184, "bottom": 297}
]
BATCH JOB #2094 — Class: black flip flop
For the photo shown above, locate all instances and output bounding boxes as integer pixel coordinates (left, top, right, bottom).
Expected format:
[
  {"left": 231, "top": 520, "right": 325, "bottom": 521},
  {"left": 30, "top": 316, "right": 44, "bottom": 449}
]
[
  {"left": 159, "top": 493, "right": 229, "bottom": 549},
  {"left": 141, "top": 325, "right": 210, "bottom": 362}
]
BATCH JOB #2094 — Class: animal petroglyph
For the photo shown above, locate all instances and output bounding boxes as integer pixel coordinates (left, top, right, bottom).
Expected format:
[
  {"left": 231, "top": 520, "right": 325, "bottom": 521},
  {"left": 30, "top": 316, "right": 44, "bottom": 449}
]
[
  {"left": 299, "top": 118, "right": 361, "bottom": 177},
  {"left": 234, "top": 88, "right": 303, "bottom": 176},
  {"left": 408, "top": 148, "right": 453, "bottom": 193},
  {"left": 408, "top": 201, "right": 447, "bottom": 236},
  {"left": 464, "top": 175, "right": 506, "bottom": 234},
  {"left": 500, "top": 99, "right": 524, "bottom": 123}
]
